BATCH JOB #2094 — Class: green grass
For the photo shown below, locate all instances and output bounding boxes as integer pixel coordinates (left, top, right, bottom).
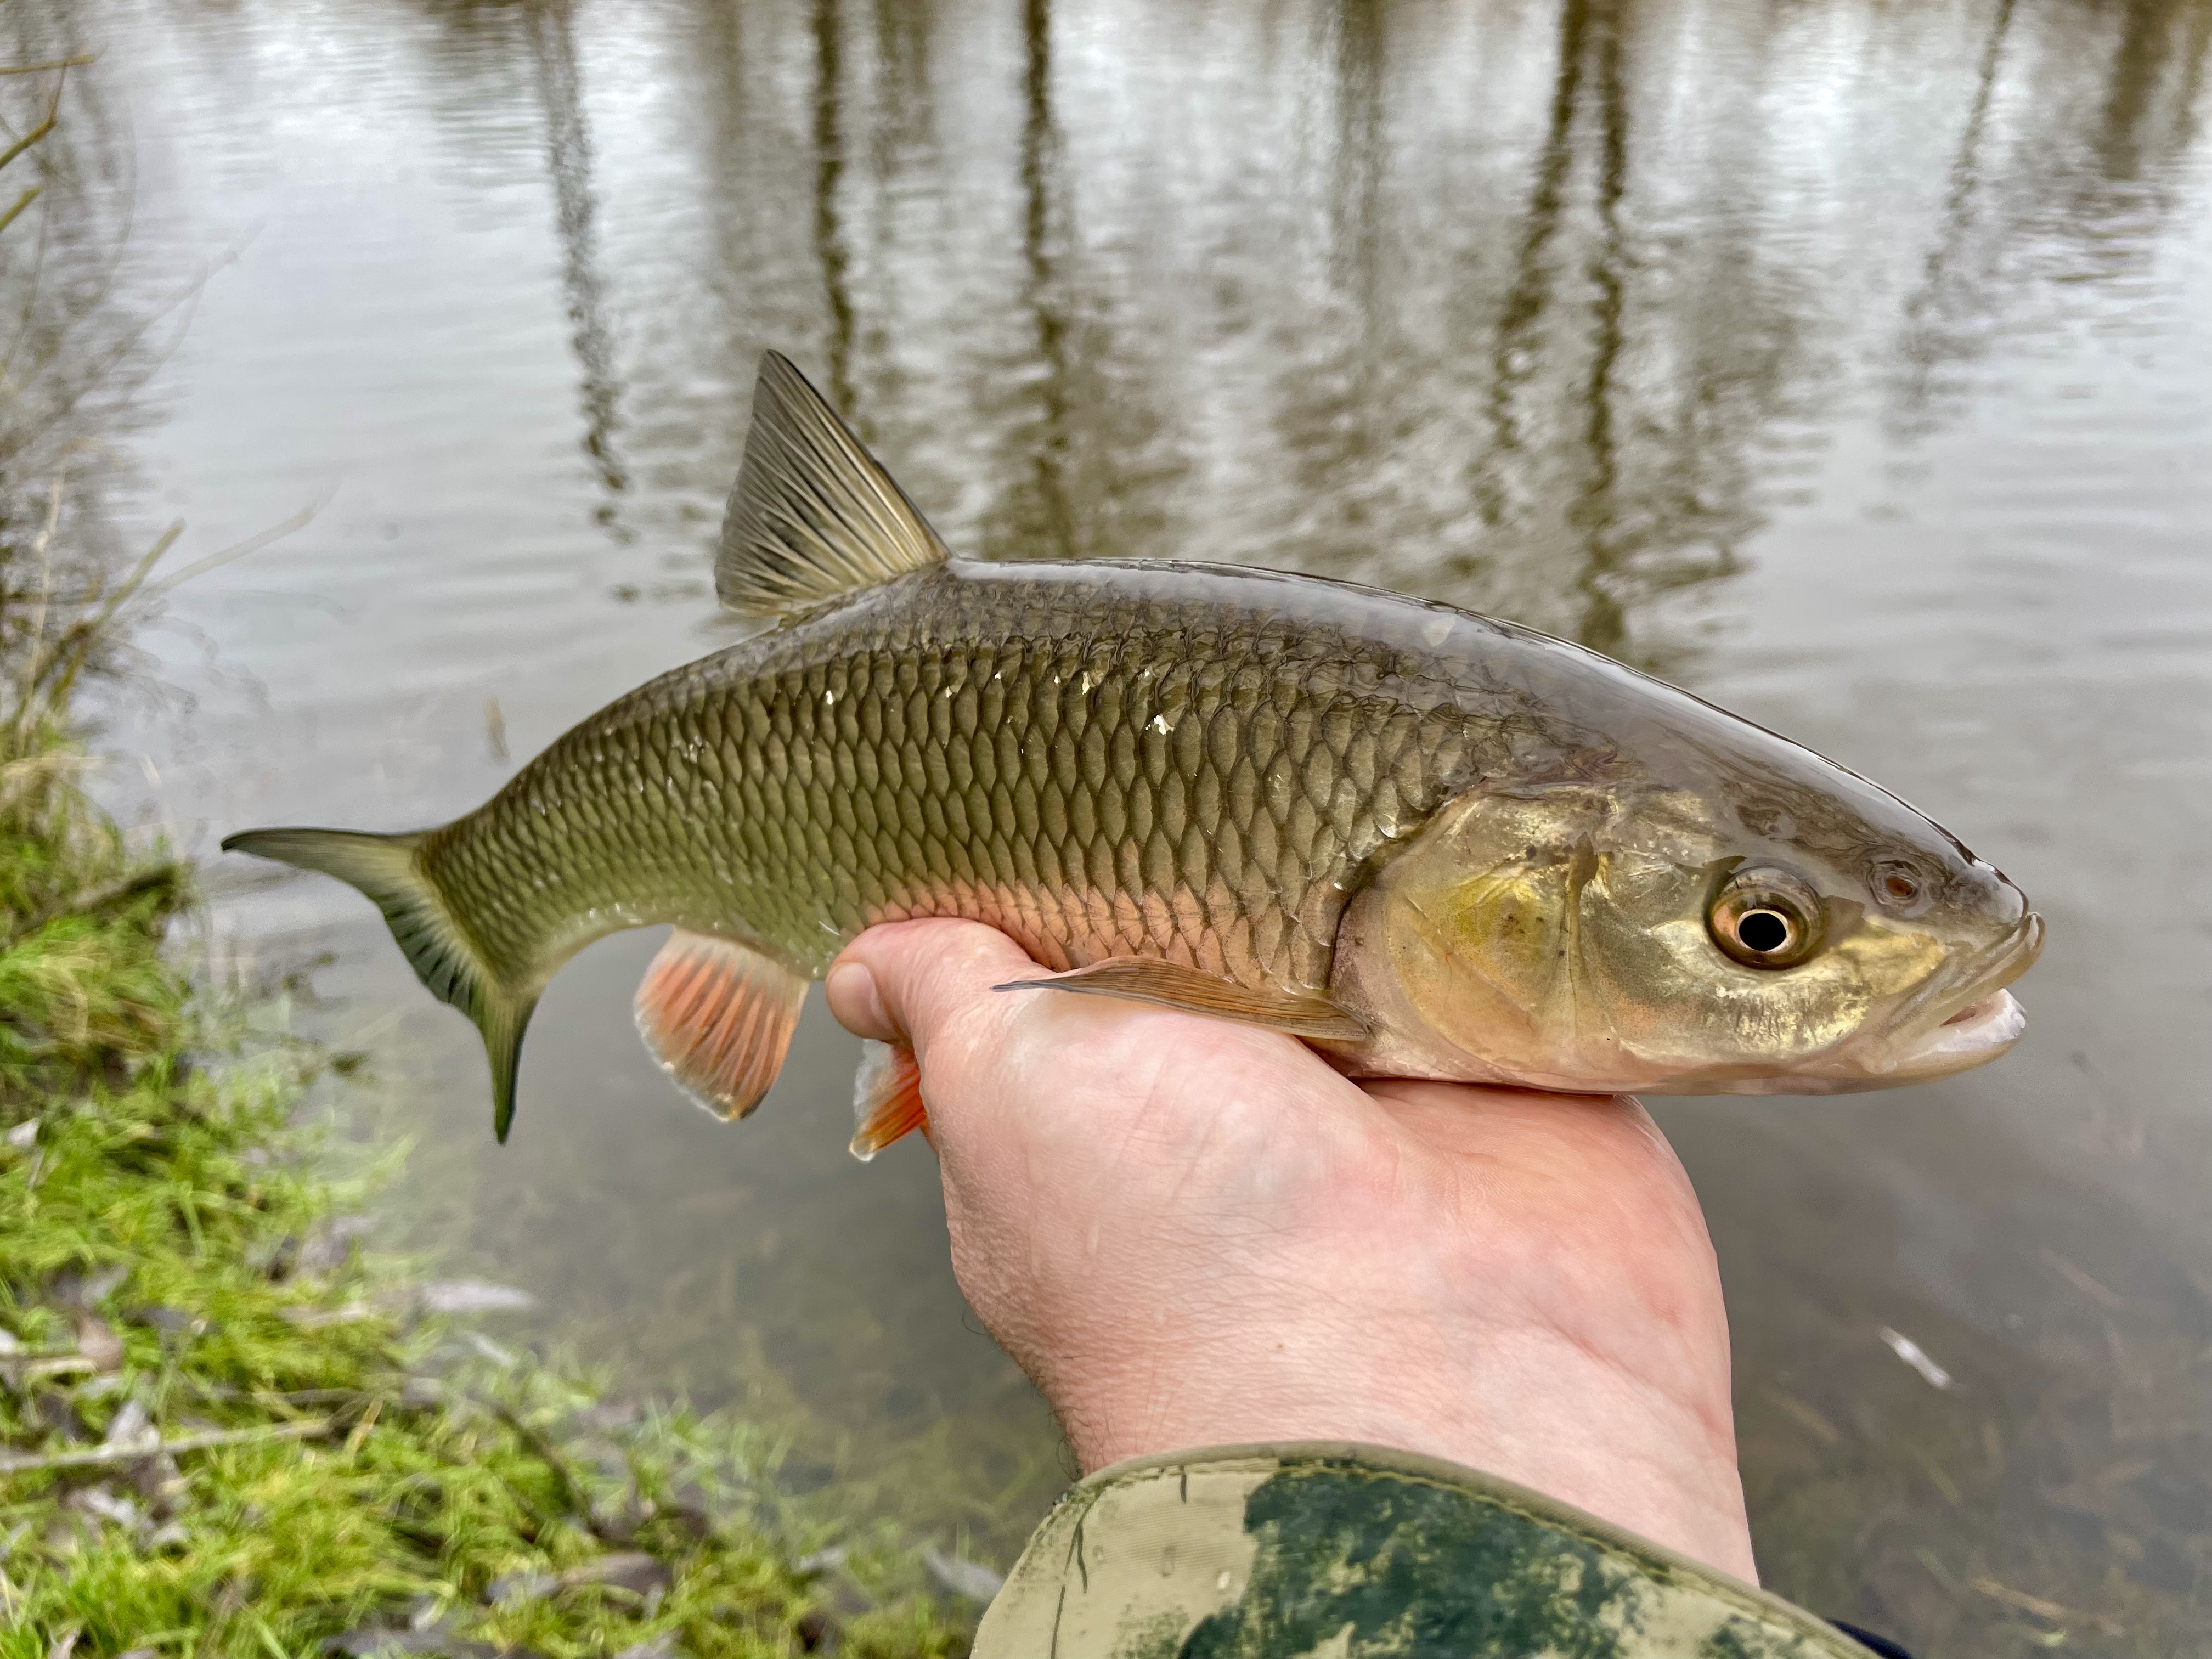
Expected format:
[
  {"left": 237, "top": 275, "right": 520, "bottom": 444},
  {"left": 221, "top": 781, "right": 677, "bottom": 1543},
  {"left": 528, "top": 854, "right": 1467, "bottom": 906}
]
[
  {"left": 0, "top": 720, "right": 978, "bottom": 1657},
  {"left": 0, "top": 37, "right": 990, "bottom": 1653}
]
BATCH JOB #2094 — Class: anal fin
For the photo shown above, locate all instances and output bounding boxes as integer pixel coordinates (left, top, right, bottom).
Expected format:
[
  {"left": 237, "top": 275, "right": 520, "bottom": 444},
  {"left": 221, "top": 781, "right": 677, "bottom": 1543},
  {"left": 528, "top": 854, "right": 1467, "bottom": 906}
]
[
  {"left": 849, "top": 1039, "right": 927, "bottom": 1162},
  {"left": 990, "top": 956, "right": 1367, "bottom": 1042},
  {"left": 635, "top": 929, "right": 808, "bottom": 1120}
]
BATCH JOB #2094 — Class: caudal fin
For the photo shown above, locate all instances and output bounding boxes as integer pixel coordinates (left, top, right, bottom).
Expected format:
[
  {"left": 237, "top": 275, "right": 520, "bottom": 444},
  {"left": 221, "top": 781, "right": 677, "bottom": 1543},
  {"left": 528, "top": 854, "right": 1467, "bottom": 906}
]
[{"left": 222, "top": 827, "right": 537, "bottom": 1141}]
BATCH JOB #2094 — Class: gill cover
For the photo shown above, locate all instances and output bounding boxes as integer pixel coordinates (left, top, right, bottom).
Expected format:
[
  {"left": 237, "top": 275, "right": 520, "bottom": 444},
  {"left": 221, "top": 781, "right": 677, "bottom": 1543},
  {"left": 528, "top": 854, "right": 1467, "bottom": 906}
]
[{"left": 1331, "top": 788, "right": 1627, "bottom": 1091}]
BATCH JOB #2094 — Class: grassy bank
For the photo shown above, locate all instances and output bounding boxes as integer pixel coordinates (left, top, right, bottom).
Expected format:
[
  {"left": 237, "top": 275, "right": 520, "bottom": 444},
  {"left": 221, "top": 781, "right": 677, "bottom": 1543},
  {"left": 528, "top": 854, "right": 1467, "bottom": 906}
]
[
  {"left": 0, "top": 713, "right": 978, "bottom": 1656},
  {"left": 0, "top": 38, "right": 977, "bottom": 1657}
]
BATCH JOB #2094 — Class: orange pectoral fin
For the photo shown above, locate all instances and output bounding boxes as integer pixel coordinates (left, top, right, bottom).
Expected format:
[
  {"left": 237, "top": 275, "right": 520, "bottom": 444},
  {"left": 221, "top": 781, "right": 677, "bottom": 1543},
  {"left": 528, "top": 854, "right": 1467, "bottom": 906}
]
[
  {"left": 634, "top": 929, "right": 809, "bottom": 1120},
  {"left": 990, "top": 956, "right": 1367, "bottom": 1042},
  {"left": 849, "top": 1039, "right": 928, "bottom": 1162}
]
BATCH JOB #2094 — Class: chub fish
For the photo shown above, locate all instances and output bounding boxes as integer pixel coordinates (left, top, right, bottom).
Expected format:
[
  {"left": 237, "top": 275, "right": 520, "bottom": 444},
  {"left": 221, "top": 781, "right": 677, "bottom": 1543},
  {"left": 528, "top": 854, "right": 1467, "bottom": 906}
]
[{"left": 225, "top": 353, "right": 2044, "bottom": 1154}]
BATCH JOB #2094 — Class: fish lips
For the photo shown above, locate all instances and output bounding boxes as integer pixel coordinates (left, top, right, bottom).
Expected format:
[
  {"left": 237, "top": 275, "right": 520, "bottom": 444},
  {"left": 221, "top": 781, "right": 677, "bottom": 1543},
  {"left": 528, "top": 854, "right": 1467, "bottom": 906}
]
[{"left": 1871, "top": 909, "right": 2046, "bottom": 1081}]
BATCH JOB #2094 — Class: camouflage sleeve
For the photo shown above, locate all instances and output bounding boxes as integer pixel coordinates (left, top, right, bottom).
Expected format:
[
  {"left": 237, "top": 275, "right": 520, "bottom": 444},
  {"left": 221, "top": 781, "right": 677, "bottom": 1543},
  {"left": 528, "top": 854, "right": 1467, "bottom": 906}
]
[{"left": 970, "top": 1442, "right": 1882, "bottom": 1659}]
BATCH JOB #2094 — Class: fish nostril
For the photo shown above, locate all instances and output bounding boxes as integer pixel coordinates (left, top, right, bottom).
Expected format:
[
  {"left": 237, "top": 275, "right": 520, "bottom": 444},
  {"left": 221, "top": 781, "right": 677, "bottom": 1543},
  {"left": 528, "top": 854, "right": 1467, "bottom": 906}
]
[{"left": 1966, "top": 861, "right": 2029, "bottom": 928}]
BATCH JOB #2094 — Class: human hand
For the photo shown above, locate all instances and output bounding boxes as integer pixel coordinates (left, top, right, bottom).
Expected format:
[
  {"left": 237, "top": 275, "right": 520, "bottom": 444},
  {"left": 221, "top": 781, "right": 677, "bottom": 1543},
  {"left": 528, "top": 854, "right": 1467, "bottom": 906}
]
[{"left": 824, "top": 918, "right": 1758, "bottom": 1583}]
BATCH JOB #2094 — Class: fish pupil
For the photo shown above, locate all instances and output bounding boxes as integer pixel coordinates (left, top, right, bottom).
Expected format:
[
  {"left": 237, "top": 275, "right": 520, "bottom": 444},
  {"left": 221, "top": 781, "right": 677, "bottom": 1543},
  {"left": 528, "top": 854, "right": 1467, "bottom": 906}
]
[{"left": 1737, "top": 909, "right": 1791, "bottom": 953}]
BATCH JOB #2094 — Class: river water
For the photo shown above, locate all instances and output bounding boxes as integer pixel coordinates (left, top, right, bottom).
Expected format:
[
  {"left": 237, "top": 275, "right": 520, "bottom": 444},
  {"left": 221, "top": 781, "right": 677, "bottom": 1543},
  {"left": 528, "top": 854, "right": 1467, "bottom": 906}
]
[{"left": 42, "top": 0, "right": 2212, "bottom": 1647}]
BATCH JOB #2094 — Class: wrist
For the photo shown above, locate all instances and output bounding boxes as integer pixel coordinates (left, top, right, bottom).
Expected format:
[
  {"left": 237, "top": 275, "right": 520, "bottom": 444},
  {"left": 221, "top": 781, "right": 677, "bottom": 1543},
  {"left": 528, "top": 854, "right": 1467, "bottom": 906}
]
[
  {"left": 969, "top": 1445, "right": 1868, "bottom": 1659},
  {"left": 1034, "top": 1290, "right": 1758, "bottom": 1583}
]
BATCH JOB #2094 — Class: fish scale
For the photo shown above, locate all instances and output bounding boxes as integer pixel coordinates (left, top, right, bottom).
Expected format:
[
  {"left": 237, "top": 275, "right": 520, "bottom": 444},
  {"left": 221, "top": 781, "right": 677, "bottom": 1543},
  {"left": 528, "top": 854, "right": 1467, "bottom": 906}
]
[
  {"left": 225, "top": 351, "right": 2038, "bottom": 1142},
  {"left": 425, "top": 565, "right": 1487, "bottom": 1001}
]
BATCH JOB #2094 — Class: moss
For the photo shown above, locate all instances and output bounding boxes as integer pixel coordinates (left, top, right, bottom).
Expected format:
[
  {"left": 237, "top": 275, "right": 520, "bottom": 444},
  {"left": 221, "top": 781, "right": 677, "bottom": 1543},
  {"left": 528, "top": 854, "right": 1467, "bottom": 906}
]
[
  {"left": 0, "top": 37, "right": 961, "bottom": 1653},
  {"left": 0, "top": 719, "right": 974, "bottom": 1657}
]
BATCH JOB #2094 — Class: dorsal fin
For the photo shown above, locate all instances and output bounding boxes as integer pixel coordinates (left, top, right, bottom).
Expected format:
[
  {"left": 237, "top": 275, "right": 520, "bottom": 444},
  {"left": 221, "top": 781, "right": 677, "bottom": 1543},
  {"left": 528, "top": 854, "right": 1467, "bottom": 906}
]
[{"left": 716, "top": 351, "right": 949, "bottom": 617}]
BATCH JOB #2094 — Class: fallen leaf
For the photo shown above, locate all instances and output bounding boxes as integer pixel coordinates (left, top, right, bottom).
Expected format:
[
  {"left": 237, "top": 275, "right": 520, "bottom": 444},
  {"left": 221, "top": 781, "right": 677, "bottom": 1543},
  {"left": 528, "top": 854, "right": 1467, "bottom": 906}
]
[
  {"left": 72, "top": 1314, "right": 123, "bottom": 1373},
  {"left": 484, "top": 1570, "right": 557, "bottom": 1607},
  {"left": 561, "top": 1550, "right": 674, "bottom": 1598},
  {"left": 923, "top": 1545, "right": 1005, "bottom": 1602},
  {"left": 99, "top": 1398, "right": 156, "bottom": 1454}
]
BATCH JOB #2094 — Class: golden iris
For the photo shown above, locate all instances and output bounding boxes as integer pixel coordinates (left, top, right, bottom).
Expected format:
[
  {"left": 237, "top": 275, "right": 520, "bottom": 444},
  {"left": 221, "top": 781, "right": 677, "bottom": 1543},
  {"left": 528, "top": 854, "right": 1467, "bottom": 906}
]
[{"left": 1709, "top": 866, "right": 1826, "bottom": 969}]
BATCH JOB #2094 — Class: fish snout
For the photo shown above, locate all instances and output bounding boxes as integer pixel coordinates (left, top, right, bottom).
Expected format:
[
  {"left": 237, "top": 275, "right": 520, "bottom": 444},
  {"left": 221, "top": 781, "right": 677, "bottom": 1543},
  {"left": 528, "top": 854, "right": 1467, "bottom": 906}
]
[
  {"left": 1980, "top": 907, "right": 2045, "bottom": 994},
  {"left": 1883, "top": 909, "right": 2044, "bottom": 1080},
  {"left": 1953, "top": 854, "right": 2029, "bottom": 931}
]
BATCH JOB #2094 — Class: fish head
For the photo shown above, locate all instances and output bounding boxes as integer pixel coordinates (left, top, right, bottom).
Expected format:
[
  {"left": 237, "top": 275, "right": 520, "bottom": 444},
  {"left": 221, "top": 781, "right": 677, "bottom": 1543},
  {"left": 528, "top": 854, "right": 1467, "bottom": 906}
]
[{"left": 1333, "top": 760, "right": 2042, "bottom": 1096}]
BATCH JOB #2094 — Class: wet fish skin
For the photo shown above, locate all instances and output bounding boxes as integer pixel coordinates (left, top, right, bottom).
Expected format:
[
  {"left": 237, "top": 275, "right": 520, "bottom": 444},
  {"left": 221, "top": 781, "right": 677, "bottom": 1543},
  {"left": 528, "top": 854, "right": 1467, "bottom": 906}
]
[
  {"left": 224, "top": 353, "right": 2040, "bottom": 1139},
  {"left": 437, "top": 558, "right": 1514, "bottom": 996}
]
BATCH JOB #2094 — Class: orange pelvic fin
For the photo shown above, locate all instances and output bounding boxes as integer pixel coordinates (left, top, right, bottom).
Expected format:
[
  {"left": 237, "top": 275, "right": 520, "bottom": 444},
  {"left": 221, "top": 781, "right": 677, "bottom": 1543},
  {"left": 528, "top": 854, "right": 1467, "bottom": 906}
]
[
  {"left": 633, "top": 929, "right": 808, "bottom": 1120},
  {"left": 991, "top": 956, "right": 1368, "bottom": 1041},
  {"left": 849, "top": 1039, "right": 928, "bottom": 1162}
]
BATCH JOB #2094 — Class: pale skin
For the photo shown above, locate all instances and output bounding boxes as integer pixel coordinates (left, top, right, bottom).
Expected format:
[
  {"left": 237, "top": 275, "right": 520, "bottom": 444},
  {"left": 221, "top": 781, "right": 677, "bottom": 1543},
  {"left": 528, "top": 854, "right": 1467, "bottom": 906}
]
[{"left": 823, "top": 918, "right": 1760, "bottom": 1584}]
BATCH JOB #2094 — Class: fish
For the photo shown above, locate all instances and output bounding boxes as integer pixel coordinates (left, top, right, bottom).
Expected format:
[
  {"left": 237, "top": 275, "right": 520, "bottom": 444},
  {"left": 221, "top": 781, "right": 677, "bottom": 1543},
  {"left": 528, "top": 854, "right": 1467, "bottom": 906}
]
[{"left": 224, "top": 352, "right": 2043, "bottom": 1154}]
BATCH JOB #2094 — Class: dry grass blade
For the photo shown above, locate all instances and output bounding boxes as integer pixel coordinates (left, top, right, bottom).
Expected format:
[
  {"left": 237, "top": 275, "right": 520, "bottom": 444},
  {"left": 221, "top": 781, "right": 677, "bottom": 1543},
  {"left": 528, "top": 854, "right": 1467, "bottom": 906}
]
[
  {"left": 0, "top": 1417, "right": 336, "bottom": 1475},
  {"left": 0, "top": 56, "right": 96, "bottom": 77},
  {"left": 0, "top": 70, "right": 63, "bottom": 175},
  {"left": 0, "top": 744, "right": 86, "bottom": 819},
  {"left": 0, "top": 862, "right": 177, "bottom": 949},
  {"left": 0, "top": 184, "right": 38, "bottom": 236},
  {"left": 8, "top": 501, "right": 179, "bottom": 725},
  {"left": 151, "top": 492, "right": 323, "bottom": 591}
]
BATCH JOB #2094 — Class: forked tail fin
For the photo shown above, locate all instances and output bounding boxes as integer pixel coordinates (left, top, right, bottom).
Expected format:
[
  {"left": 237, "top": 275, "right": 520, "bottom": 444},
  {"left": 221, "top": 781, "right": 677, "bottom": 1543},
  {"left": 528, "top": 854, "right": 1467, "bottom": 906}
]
[{"left": 221, "top": 827, "right": 538, "bottom": 1141}]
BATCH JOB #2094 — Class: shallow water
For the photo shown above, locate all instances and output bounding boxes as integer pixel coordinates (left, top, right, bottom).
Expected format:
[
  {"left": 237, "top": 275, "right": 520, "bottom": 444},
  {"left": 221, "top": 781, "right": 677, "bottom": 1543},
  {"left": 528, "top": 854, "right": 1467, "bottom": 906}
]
[{"left": 47, "top": 0, "right": 2212, "bottom": 1645}]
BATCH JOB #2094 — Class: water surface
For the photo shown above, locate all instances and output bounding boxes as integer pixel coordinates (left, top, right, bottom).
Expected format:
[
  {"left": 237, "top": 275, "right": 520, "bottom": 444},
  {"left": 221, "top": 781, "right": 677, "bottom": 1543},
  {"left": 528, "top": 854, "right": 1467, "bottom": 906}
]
[{"left": 50, "top": 0, "right": 2212, "bottom": 1647}]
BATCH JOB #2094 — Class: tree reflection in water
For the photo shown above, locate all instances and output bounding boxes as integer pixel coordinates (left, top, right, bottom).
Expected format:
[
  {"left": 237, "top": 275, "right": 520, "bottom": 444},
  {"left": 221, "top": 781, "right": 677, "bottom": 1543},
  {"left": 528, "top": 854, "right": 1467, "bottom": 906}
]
[{"left": 59, "top": 0, "right": 2212, "bottom": 1649}]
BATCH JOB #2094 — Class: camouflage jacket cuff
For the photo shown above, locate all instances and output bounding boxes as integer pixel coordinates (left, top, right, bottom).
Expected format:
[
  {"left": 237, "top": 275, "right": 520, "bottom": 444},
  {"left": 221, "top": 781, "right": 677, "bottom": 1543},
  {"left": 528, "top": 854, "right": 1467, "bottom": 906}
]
[{"left": 972, "top": 1441, "right": 1875, "bottom": 1658}]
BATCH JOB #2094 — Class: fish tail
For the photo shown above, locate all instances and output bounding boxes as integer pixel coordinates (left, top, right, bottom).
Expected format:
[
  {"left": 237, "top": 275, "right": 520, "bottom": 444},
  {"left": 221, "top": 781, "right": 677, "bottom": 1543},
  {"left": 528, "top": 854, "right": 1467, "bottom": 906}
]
[{"left": 221, "top": 826, "right": 537, "bottom": 1141}]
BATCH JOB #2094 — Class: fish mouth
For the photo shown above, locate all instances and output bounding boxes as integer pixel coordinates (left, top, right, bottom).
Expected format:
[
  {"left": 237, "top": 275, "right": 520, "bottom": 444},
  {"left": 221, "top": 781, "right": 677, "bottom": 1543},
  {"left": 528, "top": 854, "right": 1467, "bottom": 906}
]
[
  {"left": 1891, "top": 986, "right": 2028, "bottom": 1070},
  {"left": 1882, "top": 910, "right": 2044, "bottom": 1078}
]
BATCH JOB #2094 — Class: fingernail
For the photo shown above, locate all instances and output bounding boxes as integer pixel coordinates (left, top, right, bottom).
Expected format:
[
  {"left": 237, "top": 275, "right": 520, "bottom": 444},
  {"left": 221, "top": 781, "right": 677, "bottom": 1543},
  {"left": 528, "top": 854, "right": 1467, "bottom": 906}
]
[{"left": 825, "top": 959, "right": 891, "bottom": 1038}]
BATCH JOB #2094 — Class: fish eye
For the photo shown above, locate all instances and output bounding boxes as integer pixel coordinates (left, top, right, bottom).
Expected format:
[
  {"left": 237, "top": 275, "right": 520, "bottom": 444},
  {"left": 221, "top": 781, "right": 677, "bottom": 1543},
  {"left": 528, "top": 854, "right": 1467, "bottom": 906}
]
[
  {"left": 1736, "top": 909, "right": 1792, "bottom": 952},
  {"left": 1709, "top": 867, "right": 1826, "bottom": 969}
]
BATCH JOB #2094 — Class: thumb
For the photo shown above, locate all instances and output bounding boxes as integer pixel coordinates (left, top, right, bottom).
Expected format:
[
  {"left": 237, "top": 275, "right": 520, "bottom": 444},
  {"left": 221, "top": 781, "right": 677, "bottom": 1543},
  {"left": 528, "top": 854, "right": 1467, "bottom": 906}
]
[{"left": 823, "top": 917, "right": 1043, "bottom": 1064}]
